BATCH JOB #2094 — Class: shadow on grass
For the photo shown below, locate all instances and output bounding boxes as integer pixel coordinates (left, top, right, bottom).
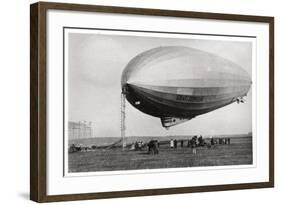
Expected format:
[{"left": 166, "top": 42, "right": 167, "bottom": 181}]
[{"left": 136, "top": 151, "right": 151, "bottom": 155}]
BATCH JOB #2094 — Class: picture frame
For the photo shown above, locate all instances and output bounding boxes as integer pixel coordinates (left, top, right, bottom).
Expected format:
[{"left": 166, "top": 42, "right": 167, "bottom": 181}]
[{"left": 30, "top": 1, "right": 274, "bottom": 202}]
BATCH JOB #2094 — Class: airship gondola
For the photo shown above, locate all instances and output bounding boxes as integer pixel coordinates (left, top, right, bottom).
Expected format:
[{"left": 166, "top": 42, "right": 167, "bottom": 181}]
[{"left": 121, "top": 46, "right": 251, "bottom": 128}]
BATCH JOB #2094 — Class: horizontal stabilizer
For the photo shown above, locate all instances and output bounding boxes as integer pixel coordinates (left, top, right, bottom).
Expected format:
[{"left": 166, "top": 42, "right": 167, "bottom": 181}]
[
  {"left": 236, "top": 96, "right": 246, "bottom": 104},
  {"left": 160, "top": 117, "right": 192, "bottom": 128}
]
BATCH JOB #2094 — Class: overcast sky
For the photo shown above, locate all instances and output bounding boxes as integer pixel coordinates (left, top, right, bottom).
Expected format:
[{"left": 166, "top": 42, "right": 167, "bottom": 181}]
[{"left": 67, "top": 31, "right": 253, "bottom": 138}]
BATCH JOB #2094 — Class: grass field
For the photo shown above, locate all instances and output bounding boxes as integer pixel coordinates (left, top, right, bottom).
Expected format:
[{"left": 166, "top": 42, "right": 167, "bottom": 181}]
[{"left": 68, "top": 136, "right": 252, "bottom": 173}]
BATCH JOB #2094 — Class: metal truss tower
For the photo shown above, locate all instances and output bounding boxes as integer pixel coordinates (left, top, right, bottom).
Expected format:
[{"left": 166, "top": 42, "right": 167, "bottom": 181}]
[{"left": 121, "top": 93, "right": 126, "bottom": 150}]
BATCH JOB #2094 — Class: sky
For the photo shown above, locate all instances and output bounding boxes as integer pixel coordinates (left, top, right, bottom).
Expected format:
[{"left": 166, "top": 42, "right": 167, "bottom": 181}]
[{"left": 67, "top": 31, "right": 253, "bottom": 138}]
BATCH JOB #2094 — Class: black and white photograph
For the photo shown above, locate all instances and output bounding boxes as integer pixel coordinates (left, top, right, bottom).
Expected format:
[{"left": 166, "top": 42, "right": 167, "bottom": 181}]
[{"left": 65, "top": 29, "right": 254, "bottom": 174}]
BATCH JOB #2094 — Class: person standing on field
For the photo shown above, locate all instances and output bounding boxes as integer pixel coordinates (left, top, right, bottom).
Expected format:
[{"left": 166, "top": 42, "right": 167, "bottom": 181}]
[
  {"left": 191, "top": 136, "right": 197, "bottom": 154},
  {"left": 170, "top": 139, "right": 174, "bottom": 148}
]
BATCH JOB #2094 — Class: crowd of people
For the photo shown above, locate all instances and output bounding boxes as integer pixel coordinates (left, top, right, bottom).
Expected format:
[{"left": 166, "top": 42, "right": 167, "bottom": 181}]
[
  {"left": 69, "top": 136, "right": 232, "bottom": 154},
  {"left": 131, "top": 141, "right": 145, "bottom": 151},
  {"left": 130, "top": 136, "right": 232, "bottom": 155}
]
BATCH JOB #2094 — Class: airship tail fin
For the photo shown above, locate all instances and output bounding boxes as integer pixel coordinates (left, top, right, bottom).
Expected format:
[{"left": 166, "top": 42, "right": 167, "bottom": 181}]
[
  {"left": 236, "top": 96, "right": 246, "bottom": 104},
  {"left": 160, "top": 117, "right": 192, "bottom": 128}
]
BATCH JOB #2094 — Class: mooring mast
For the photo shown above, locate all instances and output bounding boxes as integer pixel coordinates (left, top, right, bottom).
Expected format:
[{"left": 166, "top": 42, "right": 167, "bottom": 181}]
[{"left": 121, "top": 92, "right": 126, "bottom": 150}]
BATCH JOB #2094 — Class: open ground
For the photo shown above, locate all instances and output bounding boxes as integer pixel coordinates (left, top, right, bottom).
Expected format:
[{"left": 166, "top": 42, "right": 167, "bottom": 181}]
[{"left": 68, "top": 136, "right": 252, "bottom": 173}]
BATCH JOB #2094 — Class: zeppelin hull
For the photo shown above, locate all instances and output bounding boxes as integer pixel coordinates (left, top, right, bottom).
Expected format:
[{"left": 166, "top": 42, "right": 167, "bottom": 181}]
[{"left": 121, "top": 46, "right": 252, "bottom": 127}]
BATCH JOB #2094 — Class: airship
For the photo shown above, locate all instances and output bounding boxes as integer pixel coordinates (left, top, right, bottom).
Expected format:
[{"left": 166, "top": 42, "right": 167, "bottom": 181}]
[{"left": 121, "top": 46, "right": 251, "bottom": 128}]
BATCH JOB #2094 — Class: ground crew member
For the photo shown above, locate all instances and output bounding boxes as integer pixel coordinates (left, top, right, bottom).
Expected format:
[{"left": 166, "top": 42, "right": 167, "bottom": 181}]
[
  {"left": 170, "top": 139, "right": 174, "bottom": 148},
  {"left": 211, "top": 137, "right": 214, "bottom": 145},
  {"left": 174, "top": 139, "right": 178, "bottom": 149}
]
